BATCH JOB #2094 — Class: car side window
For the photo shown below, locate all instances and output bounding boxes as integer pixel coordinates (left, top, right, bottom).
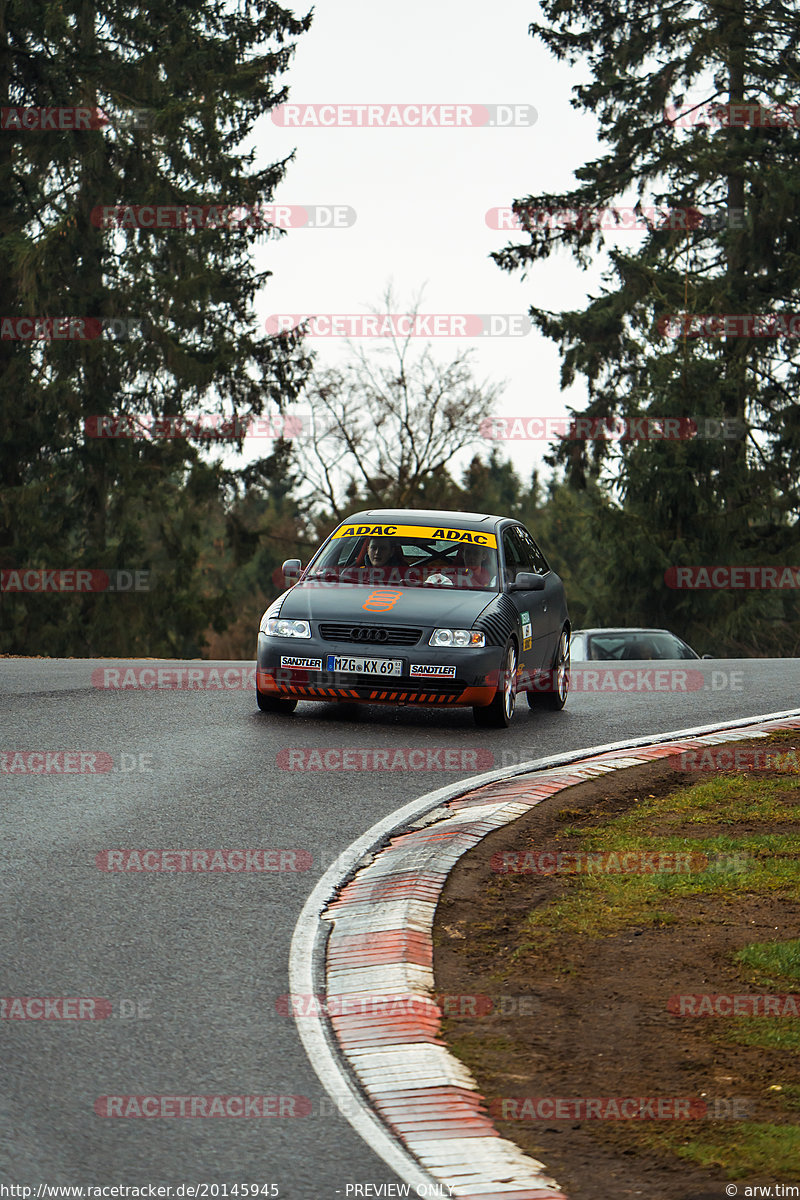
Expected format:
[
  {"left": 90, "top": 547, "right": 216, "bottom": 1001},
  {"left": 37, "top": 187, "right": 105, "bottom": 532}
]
[
  {"left": 519, "top": 529, "right": 549, "bottom": 574},
  {"left": 508, "top": 528, "right": 538, "bottom": 574},
  {"left": 312, "top": 536, "right": 356, "bottom": 568},
  {"left": 508, "top": 526, "right": 549, "bottom": 575},
  {"left": 502, "top": 529, "right": 526, "bottom": 583},
  {"left": 337, "top": 538, "right": 360, "bottom": 566}
]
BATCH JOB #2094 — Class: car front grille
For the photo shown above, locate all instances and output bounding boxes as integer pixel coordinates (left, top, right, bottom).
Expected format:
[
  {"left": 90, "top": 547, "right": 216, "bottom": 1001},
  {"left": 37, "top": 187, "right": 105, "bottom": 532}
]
[{"left": 318, "top": 623, "right": 423, "bottom": 646}]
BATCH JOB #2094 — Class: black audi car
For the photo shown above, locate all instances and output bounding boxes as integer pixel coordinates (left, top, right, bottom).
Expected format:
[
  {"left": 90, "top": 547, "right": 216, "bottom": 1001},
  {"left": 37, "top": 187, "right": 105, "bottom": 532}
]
[{"left": 256, "top": 509, "right": 570, "bottom": 727}]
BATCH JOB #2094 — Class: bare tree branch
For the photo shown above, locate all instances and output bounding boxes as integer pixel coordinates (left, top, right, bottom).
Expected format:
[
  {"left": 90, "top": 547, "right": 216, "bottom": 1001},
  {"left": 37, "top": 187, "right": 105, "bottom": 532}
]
[{"left": 295, "top": 286, "right": 503, "bottom": 515}]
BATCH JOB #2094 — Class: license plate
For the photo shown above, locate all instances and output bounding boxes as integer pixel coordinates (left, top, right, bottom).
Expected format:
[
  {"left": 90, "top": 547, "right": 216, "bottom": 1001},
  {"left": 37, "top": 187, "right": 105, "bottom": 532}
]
[{"left": 326, "top": 655, "right": 403, "bottom": 676}]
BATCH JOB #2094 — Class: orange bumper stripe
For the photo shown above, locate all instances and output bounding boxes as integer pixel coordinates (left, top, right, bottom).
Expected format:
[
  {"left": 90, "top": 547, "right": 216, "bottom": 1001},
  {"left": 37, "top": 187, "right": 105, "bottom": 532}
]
[{"left": 258, "top": 670, "right": 496, "bottom": 708}]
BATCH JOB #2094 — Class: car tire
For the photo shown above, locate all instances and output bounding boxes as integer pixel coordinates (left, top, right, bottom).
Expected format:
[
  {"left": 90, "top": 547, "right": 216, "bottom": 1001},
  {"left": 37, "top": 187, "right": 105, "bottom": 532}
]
[
  {"left": 527, "top": 626, "right": 570, "bottom": 711},
  {"left": 473, "top": 639, "right": 517, "bottom": 729},
  {"left": 256, "top": 689, "right": 298, "bottom": 714}
]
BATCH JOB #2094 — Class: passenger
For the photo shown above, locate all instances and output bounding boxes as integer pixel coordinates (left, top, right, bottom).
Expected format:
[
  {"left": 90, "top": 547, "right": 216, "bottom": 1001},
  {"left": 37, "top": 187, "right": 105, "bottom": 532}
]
[{"left": 460, "top": 543, "right": 492, "bottom": 587}]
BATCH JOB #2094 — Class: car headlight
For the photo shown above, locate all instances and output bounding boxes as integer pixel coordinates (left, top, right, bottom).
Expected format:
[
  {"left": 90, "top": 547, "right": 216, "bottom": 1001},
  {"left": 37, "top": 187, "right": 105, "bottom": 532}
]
[
  {"left": 263, "top": 617, "right": 311, "bottom": 639},
  {"left": 429, "top": 628, "right": 485, "bottom": 648}
]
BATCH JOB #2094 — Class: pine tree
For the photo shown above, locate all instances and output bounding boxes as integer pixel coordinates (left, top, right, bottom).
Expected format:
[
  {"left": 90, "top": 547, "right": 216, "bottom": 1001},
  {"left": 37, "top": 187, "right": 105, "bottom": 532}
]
[
  {"left": 498, "top": 0, "right": 800, "bottom": 653},
  {"left": 0, "top": 0, "right": 312, "bottom": 654}
]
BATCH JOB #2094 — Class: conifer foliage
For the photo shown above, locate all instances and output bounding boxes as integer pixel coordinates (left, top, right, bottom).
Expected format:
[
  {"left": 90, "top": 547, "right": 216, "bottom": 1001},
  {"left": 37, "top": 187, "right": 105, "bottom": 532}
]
[{"left": 499, "top": 1, "right": 800, "bottom": 653}]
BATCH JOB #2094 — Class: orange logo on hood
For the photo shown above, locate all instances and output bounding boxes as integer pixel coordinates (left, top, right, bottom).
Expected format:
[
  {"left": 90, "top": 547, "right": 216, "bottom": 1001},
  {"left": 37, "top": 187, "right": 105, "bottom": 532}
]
[{"left": 362, "top": 589, "right": 403, "bottom": 612}]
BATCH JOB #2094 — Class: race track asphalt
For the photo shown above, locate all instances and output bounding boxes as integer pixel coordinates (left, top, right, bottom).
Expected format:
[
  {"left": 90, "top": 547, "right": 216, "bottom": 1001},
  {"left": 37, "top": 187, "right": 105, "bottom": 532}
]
[{"left": 2, "top": 656, "right": 799, "bottom": 1197}]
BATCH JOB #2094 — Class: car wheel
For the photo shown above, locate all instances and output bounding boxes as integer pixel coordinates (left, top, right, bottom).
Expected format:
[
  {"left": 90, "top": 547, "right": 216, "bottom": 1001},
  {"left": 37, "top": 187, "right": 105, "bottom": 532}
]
[
  {"left": 474, "top": 639, "right": 517, "bottom": 729},
  {"left": 257, "top": 689, "right": 298, "bottom": 714},
  {"left": 527, "top": 626, "right": 570, "bottom": 710}
]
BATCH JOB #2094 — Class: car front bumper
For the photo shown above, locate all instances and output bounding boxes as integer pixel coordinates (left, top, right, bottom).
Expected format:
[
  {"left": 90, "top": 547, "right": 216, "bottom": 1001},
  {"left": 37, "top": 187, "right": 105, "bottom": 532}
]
[{"left": 256, "top": 631, "right": 501, "bottom": 707}]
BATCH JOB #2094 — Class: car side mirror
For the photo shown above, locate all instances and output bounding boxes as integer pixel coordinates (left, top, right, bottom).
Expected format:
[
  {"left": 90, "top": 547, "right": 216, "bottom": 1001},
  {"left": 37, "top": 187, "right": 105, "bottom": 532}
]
[
  {"left": 282, "top": 558, "right": 302, "bottom": 584},
  {"left": 510, "top": 571, "right": 545, "bottom": 591},
  {"left": 702, "top": 653, "right": 713, "bottom": 660}
]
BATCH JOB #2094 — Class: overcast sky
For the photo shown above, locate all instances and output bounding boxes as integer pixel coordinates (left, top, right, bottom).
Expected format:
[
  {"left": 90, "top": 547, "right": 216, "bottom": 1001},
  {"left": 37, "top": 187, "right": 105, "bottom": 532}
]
[{"left": 244, "top": 0, "right": 610, "bottom": 486}]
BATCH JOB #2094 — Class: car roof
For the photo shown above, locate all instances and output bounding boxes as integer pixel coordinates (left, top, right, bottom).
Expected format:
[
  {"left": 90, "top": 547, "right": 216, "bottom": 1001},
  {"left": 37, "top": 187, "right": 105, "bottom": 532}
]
[
  {"left": 573, "top": 628, "right": 679, "bottom": 636},
  {"left": 338, "top": 509, "right": 513, "bottom": 532}
]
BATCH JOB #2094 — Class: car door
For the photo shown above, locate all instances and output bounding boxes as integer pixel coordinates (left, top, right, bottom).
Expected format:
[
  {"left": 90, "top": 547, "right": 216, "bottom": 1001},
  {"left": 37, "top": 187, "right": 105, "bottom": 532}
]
[
  {"left": 501, "top": 526, "right": 547, "bottom": 672},
  {"left": 516, "top": 526, "right": 563, "bottom": 661}
]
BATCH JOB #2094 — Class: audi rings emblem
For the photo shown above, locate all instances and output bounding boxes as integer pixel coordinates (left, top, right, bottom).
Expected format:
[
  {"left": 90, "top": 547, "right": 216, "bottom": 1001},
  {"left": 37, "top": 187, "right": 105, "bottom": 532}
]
[{"left": 351, "top": 627, "right": 388, "bottom": 642}]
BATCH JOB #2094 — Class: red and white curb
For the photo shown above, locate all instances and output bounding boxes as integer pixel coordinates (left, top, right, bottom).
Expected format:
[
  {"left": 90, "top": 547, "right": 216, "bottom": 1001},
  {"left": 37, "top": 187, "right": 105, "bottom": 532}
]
[{"left": 289, "top": 709, "right": 800, "bottom": 1198}]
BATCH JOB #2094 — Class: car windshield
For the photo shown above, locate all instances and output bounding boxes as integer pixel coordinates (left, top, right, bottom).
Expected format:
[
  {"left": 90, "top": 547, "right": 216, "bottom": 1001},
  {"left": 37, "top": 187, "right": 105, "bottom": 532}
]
[
  {"left": 305, "top": 529, "right": 500, "bottom": 590},
  {"left": 582, "top": 632, "right": 697, "bottom": 661}
]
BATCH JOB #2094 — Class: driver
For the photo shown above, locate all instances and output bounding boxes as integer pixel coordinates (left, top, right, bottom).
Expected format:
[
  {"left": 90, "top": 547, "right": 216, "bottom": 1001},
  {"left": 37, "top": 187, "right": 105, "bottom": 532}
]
[{"left": 360, "top": 536, "right": 406, "bottom": 583}]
